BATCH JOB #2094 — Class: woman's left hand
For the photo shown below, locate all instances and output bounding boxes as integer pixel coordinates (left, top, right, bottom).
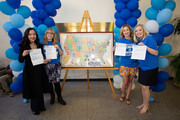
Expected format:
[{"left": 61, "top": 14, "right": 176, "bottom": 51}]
[
  {"left": 54, "top": 44, "right": 59, "bottom": 49},
  {"left": 43, "top": 59, "right": 51, "bottom": 64},
  {"left": 138, "top": 42, "right": 145, "bottom": 46}
]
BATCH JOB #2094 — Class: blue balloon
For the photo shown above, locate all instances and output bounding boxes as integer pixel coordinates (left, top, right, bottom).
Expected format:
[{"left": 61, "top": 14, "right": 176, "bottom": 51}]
[
  {"left": 158, "top": 71, "right": 169, "bottom": 83},
  {"left": 10, "top": 39, "right": 16, "bottom": 47},
  {"left": 120, "top": 0, "right": 130, "bottom": 2},
  {"left": 115, "top": 62, "right": 121, "bottom": 68},
  {"left": 151, "top": 0, "right": 166, "bottom": 10},
  {"left": 51, "top": 0, "right": 61, "bottom": 9},
  {"left": 114, "top": 0, "right": 119, "bottom": 3},
  {"left": 0, "top": 1, "right": 15, "bottom": 15},
  {"left": 114, "top": 56, "right": 120, "bottom": 62},
  {"left": 127, "top": 0, "right": 138, "bottom": 11},
  {"left": 159, "top": 24, "right": 174, "bottom": 37},
  {"left": 114, "top": 33, "right": 120, "bottom": 41},
  {"left": 10, "top": 60, "right": 25, "bottom": 71},
  {"left": 50, "top": 26, "right": 58, "bottom": 34},
  {"left": 8, "top": 28, "right": 22, "bottom": 41},
  {"left": 157, "top": 8, "right": 172, "bottom": 25},
  {"left": 131, "top": 9, "right": 141, "bottom": 19},
  {"left": 145, "top": 7, "right": 159, "bottom": 20},
  {"left": 6, "top": 0, "right": 21, "bottom": 9},
  {"left": 119, "top": 56, "right": 121, "bottom": 63},
  {"left": 12, "top": 41, "right": 21, "bottom": 53},
  {"left": 152, "top": 83, "right": 166, "bottom": 92},
  {"left": 126, "top": 17, "right": 137, "bottom": 27},
  {"left": 38, "top": 32, "right": 44, "bottom": 41},
  {"left": 32, "top": 18, "right": 43, "bottom": 27},
  {"left": 43, "top": 17, "right": 55, "bottom": 27},
  {"left": 158, "top": 43, "right": 172, "bottom": 56},
  {"left": 3, "top": 22, "right": 15, "bottom": 32},
  {"left": 149, "top": 97, "right": 154, "bottom": 102},
  {"left": 17, "top": 73, "right": 23, "bottom": 83},
  {"left": 41, "top": 0, "right": 51, "bottom": 3},
  {"left": 10, "top": 14, "right": 25, "bottom": 28},
  {"left": 115, "top": 18, "right": 125, "bottom": 28},
  {"left": 114, "top": 12, "right": 121, "bottom": 19},
  {"left": 36, "top": 9, "right": 48, "bottom": 19},
  {"left": 150, "top": 33, "right": 164, "bottom": 46},
  {"left": 48, "top": 9, "right": 57, "bottom": 17},
  {"left": 38, "top": 24, "right": 48, "bottom": 35},
  {"left": 164, "top": 0, "right": 176, "bottom": 11},
  {"left": 31, "top": 11, "right": 37, "bottom": 19},
  {"left": 120, "top": 9, "right": 131, "bottom": 20},
  {"left": 115, "top": 1, "right": 126, "bottom": 12},
  {"left": 10, "top": 81, "right": 23, "bottom": 93},
  {"left": 32, "top": 0, "right": 45, "bottom": 9},
  {"left": 5, "top": 48, "right": 19, "bottom": 60},
  {"left": 113, "top": 69, "right": 120, "bottom": 75},
  {"left": 17, "top": 5, "right": 31, "bottom": 19},
  {"left": 45, "top": 4, "right": 55, "bottom": 14},
  {"left": 158, "top": 57, "right": 169, "bottom": 69},
  {"left": 33, "top": 26, "right": 38, "bottom": 32},
  {"left": 114, "top": 27, "right": 120, "bottom": 34}
]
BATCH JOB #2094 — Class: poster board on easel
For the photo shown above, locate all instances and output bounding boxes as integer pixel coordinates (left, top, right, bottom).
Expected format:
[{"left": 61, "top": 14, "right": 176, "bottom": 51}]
[{"left": 60, "top": 10, "right": 117, "bottom": 100}]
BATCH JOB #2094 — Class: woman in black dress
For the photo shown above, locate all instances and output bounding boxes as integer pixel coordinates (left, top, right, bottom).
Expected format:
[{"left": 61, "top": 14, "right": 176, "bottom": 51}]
[{"left": 19, "top": 28, "right": 49, "bottom": 115}]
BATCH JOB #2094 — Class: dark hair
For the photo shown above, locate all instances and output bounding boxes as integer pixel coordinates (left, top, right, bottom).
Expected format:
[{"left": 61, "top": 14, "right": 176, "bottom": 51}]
[{"left": 19, "top": 28, "right": 40, "bottom": 46}]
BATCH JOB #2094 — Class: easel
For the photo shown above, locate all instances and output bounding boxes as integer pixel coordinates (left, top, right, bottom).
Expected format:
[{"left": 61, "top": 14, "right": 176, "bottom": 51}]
[{"left": 61, "top": 10, "right": 117, "bottom": 100}]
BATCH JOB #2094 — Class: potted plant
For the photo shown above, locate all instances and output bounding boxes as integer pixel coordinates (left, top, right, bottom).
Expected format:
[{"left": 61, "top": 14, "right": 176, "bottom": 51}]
[
  {"left": 170, "top": 17, "right": 180, "bottom": 87},
  {"left": 169, "top": 53, "right": 180, "bottom": 87}
]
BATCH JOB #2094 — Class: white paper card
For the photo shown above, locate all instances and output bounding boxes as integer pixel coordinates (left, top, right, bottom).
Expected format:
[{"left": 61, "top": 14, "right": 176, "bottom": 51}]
[
  {"left": 131, "top": 45, "right": 147, "bottom": 60},
  {"left": 29, "top": 49, "right": 44, "bottom": 66},
  {"left": 114, "top": 43, "right": 126, "bottom": 56},
  {"left": 44, "top": 45, "right": 57, "bottom": 59}
]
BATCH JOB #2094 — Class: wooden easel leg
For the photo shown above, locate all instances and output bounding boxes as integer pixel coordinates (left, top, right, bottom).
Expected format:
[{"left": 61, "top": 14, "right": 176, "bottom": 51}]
[
  {"left": 105, "top": 70, "right": 117, "bottom": 100},
  {"left": 61, "top": 69, "right": 69, "bottom": 92},
  {"left": 87, "top": 70, "right": 89, "bottom": 89}
]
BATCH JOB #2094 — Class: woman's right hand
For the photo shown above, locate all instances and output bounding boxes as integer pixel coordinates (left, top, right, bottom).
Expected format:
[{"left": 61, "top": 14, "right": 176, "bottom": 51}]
[{"left": 22, "top": 50, "right": 30, "bottom": 57}]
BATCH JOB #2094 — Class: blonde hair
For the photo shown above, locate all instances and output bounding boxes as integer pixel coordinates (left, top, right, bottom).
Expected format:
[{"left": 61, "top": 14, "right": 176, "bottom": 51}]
[
  {"left": 134, "top": 24, "right": 148, "bottom": 42},
  {"left": 43, "top": 28, "right": 57, "bottom": 45},
  {"left": 119, "top": 24, "right": 134, "bottom": 42}
]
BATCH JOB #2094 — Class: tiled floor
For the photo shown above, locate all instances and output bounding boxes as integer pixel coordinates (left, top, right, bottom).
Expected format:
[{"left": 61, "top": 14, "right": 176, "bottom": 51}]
[{"left": 0, "top": 80, "right": 180, "bottom": 120}]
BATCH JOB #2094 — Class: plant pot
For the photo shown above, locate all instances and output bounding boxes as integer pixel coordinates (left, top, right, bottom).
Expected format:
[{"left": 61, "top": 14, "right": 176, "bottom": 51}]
[{"left": 173, "top": 69, "right": 180, "bottom": 87}]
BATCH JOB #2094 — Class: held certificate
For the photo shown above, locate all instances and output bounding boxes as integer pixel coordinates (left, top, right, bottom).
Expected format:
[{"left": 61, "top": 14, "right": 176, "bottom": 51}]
[
  {"left": 114, "top": 43, "right": 126, "bottom": 56},
  {"left": 44, "top": 45, "right": 57, "bottom": 59},
  {"left": 29, "top": 49, "right": 44, "bottom": 66},
  {"left": 131, "top": 45, "right": 147, "bottom": 60}
]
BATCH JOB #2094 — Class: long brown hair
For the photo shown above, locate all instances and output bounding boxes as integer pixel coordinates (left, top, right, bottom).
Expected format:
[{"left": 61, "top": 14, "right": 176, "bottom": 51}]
[
  {"left": 120, "top": 24, "right": 134, "bottom": 42},
  {"left": 134, "top": 24, "right": 148, "bottom": 42},
  {"left": 42, "top": 28, "right": 57, "bottom": 45}
]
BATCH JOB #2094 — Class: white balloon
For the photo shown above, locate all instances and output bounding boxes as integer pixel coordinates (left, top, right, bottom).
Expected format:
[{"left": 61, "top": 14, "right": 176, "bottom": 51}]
[
  {"left": 113, "top": 82, "right": 121, "bottom": 89},
  {"left": 131, "top": 83, "right": 135, "bottom": 90},
  {"left": 113, "top": 75, "right": 123, "bottom": 84},
  {"left": 145, "top": 20, "right": 159, "bottom": 33},
  {"left": 19, "top": 24, "right": 30, "bottom": 36},
  {"left": 12, "top": 70, "right": 23, "bottom": 77}
]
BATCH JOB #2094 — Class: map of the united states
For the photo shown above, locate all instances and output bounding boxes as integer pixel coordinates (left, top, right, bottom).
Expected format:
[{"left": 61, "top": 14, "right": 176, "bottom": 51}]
[{"left": 62, "top": 35, "right": 110, "bottom": 67}]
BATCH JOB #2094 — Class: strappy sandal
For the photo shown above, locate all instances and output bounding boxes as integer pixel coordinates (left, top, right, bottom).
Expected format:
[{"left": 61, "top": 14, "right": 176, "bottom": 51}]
[
  {"left": 119, "top": 96, "right": 125, "bottom": 102},
  {"left": 126, "top": 98, "right": 131, "bottom": 105}
]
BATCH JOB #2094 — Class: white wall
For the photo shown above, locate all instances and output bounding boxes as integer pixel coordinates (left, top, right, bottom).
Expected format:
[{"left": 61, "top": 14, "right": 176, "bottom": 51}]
[{"left": 0, "top": 0, "right": 180, "bottom": 78}]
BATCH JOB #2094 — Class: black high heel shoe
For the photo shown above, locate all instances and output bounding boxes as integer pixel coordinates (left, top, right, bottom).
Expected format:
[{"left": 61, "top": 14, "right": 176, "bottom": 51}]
[{"left": 32, "top": 111, "right": 40, "bottom": 115}]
